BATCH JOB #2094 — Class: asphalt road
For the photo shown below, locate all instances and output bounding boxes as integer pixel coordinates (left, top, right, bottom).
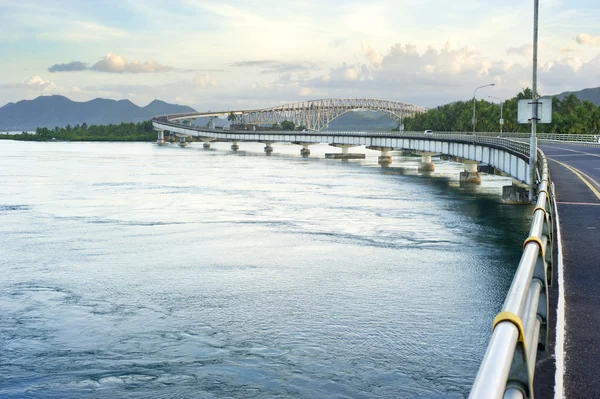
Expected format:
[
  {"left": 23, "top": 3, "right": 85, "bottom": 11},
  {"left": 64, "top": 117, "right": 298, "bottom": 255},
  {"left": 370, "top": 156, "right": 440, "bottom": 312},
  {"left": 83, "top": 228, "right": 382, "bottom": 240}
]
[{"left": 539, "top": 142, "right": 600, "bottom": 399}]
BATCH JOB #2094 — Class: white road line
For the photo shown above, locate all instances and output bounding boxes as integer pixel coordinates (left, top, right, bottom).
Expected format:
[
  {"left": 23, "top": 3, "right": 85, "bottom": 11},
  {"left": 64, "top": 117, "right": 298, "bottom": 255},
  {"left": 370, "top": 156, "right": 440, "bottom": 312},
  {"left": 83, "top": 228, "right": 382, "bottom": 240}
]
[
  {"left": 553, "top": 182, "right": 566, "bottom": 399},
  {"left": 554, "top": 147, "right": 600, "bottom": 158}
]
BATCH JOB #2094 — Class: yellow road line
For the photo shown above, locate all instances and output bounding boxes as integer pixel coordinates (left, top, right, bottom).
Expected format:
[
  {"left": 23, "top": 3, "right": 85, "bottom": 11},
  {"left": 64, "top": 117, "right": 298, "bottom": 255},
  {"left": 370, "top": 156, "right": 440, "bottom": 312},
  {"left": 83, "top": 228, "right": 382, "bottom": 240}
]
[{"left": 549, "top": 158, "right": 600, "bottom": 201}]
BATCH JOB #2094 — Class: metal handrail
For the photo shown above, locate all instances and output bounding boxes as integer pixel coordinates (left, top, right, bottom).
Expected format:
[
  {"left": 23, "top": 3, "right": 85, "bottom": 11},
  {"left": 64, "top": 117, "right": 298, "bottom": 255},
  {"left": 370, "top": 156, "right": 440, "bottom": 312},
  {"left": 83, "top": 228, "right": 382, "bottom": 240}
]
[{"left": 469, "top": 148, "right": 553, "bottom": 399}]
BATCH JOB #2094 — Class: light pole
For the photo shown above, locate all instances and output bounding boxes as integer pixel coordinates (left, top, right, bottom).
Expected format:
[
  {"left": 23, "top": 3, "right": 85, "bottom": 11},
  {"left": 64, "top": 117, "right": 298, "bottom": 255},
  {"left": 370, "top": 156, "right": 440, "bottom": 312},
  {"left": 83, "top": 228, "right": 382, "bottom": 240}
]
[
  {"left": 488, "top": 96, "right": 504, "bottom": 136},
  {"left": 472, "top": 83, "right": 495, "bottom": 133}
]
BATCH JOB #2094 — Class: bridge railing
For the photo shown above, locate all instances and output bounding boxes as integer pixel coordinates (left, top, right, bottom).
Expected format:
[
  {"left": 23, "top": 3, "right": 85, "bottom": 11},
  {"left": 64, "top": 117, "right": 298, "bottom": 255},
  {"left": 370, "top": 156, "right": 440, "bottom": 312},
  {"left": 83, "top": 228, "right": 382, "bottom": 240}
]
[{"left": 469, "top": 149, "right": 553, "bottom": 399}]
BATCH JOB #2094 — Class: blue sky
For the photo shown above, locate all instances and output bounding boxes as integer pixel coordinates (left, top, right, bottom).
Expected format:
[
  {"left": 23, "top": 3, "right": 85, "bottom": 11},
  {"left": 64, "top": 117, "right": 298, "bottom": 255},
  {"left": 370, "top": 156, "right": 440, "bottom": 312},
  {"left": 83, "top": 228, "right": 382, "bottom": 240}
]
[{"left": 1, "top": 0, "right": 599, "bottom": 110}]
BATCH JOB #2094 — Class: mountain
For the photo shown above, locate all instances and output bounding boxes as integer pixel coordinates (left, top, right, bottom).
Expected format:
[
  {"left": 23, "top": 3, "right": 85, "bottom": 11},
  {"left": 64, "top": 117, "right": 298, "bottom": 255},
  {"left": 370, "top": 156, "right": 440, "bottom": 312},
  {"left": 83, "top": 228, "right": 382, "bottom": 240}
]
[
  {"left": 0, "top": 95, "right": 196, "bottom": 130},
  {"left": 551, "top": 87, "right": 600, "bottom": 105},
  {"left": 327, "top": 110, "right": 397, "bottom": 131}
]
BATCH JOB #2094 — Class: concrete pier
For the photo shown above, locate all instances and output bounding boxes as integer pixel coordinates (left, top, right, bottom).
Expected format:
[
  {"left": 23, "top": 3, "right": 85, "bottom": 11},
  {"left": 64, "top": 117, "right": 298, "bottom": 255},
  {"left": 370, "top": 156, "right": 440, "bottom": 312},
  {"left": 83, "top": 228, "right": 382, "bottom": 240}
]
[
  {"left": 417, "top": 152, "right": 436, "bottom": 172},
  {"left": 203, "top": 139, "right": 211, "bottom": 149},
  {"left": 178, "top": 136, "right": 188, "bottom": 147},
  {"left": 325, "top": 153, "right": 366, "bottom": 159},
  {"left": 367, "top": 146, "right": 393, "bottom": 165},
  {"left": 460, "top": 161, "right": 482, "bottom": 184},
  {"left": 231, "top": 141, "right": 239, "bottom": 151},
  {"left": 156, "top": 130, "right": 167, "bottom": 146},
  {"left": 299, "top": 143, "right": 311, "bottom": 157},
  {"left": 502, "top": 184, "right": 530, "bottom": 204},
  {"left": 326, "top": 144, "right": 366, "bottom": 159},
  {"left": 264, "top": 143, "right": 274, "bottom": 155}
]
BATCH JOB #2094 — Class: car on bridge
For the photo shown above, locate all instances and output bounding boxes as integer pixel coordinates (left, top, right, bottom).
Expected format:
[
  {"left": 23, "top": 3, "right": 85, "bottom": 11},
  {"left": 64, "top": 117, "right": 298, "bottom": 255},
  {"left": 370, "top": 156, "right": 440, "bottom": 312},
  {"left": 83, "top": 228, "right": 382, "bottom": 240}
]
[{"left": 424, "top": 130, "right": 433, "bottom": 135}]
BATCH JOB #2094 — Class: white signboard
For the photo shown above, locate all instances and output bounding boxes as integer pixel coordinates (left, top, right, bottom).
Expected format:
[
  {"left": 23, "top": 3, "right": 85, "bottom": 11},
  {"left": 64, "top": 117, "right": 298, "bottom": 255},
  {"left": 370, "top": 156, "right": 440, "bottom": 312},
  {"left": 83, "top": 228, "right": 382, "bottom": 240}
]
[{"left": 518, "top": 98, "right": 552, "bottom": 124}]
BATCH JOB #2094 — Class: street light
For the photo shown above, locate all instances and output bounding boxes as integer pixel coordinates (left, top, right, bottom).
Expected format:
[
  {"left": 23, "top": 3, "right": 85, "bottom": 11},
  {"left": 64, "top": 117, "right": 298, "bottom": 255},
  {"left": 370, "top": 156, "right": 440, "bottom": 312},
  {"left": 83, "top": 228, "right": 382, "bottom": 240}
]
[
  {"left": 472, "top": 83, "right": 495, "bottom": 133},
  {"left": 488, "top": 96, "right": 504, "bottom": 136}
]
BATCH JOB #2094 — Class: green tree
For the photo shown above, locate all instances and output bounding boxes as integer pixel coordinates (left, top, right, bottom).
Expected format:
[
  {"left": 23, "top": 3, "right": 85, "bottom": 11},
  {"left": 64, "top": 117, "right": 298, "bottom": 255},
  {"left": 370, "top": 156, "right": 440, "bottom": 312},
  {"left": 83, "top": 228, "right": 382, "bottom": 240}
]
[
  {"left": 227, "top": 112, "right": 236, "bottom": 124},
  {"left": 280, "top": 120, "right": 295, "bottom": 130}
]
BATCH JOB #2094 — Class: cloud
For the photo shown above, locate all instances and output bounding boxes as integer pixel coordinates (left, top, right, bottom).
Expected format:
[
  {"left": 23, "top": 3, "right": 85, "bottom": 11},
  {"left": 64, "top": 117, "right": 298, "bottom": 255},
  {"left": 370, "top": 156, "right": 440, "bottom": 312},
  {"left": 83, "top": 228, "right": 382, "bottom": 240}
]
[
  {"left": 506, "top": 44, "right": 532, "bottom": 57},
  {"left": 343, "top": 68, "right": 359, "bottom": 81},
  {"left": 0, "top": 76, "right": 58, "bottom": 94},
  {"left": 361, "top": 41, "right": 382, "bottom": 67},
  {"left": 576, "top": 33, "right": 600, "bottom": 45},
  {"left": 230, "top": 59, "right": 320, "bottom": 75},
  {"left": 25, "top": 76, "right": 48, "bottom": 86},
  {"left": 299, "top": 41, "right": 600, "bottom": 107},
  {"left": 230, "top": 60, "right": 278, "bottom": 67},
  {"left": 91, "top": 53, "right": 173, "bottom": 73},
  {"left": 331, "top": 38, "right": 345, "bottom": 48},
  {"left": 48, "top": 61, "right": 88, "bottom": 73}
]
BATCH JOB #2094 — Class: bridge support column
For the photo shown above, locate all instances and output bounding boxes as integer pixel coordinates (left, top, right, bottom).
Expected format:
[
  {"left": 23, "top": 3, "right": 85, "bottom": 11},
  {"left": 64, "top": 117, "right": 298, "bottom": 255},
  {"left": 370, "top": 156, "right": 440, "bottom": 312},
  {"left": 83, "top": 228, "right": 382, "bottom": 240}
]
[
  {"left": 366, "top": 146, "right": 393, "bottom": 165},
  {"left": 264, "top": 143, "right": 274, "bottom": 155},
  {"left": 231, "top": 141, "right": 239, "bottom": 151},
  {"left": 300, "top": 144, "right": 310, "bottom": 157},
  {"left": 502, "top": 183, "right": 530, "bottom": 204},
  {"left": 378, "top": 149, "right": 392, "bottom": 165},
  {"left": 203, "top": 139, "right": 211, "bottom": 149},
  {"left": 417, "top": 152, "right": 436, "bottom": 172},
  {"left": 460, "top": 161, "right": 481, "bottom": 184},
  {"left": 156, "top": 130, "right": 166, "bottom": 146},
  {"left": 326, "top": 144, "right": 365, "bottom": 159},
  {"left": 178, "top": 136, "right": 188, "bottom": 147}
]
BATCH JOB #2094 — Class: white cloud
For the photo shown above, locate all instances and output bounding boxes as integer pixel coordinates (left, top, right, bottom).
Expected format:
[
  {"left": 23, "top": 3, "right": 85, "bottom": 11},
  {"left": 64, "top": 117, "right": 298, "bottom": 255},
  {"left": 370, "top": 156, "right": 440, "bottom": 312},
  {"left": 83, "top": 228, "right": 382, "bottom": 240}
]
[
  {"left": 91, "top": 53, "right": 173, "bottom": 74},
  {"left": 576, "top": 33, "right": 600, "bottom": 45},
  {"left": 26, "top": 76, "right": 48, "bottom": 86},
  {"left": 507, "top": 44, "right": 533, "bottom": 57},
  {"left": 300, "top": 41, "right": 600, "bottom": 106},
  {"left": 361, "top": 41, "right": 383, "bottom": 67},
  {"left": 190, "top": 75, "right": 217, "bottom": 88},
  {"left": 343, "top": 68, "right": 359, "bottom": 81},
  {"left": 23, "top": 76, "right": 58, "bottom": 92}
]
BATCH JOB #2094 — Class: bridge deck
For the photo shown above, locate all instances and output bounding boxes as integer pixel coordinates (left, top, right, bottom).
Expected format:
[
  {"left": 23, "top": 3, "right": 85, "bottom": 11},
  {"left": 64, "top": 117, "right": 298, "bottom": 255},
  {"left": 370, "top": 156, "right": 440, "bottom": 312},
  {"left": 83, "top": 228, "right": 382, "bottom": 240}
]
[{"left": 541, "top": 143, "right": 600, "bottom": 398}]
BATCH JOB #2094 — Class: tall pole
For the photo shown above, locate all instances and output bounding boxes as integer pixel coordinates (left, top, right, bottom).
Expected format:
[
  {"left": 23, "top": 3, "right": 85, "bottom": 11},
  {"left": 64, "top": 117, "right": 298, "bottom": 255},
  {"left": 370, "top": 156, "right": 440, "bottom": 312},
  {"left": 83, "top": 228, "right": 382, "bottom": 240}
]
[
  {"left": 472, "top": 93, "right": 477, "bottom": 134},
  {"left": 529, "top": 0, "right": 539, "bottom": 201},
  {"left": 489, "top": 96, "right": 504, "bottom": 136},
  {"left": 500, "top": 102, "right": 503, "bottom": 135},
  {"left": 472, "top": 83, "right": 495, "bottom": 134}
]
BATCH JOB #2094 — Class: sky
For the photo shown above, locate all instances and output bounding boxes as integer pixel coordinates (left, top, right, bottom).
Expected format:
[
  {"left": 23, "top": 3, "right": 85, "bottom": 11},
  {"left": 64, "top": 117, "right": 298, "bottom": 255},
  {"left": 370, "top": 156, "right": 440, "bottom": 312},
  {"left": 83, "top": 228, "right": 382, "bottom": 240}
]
[{"left": 1, "top": 0, "right": 599, "bottom": 110}]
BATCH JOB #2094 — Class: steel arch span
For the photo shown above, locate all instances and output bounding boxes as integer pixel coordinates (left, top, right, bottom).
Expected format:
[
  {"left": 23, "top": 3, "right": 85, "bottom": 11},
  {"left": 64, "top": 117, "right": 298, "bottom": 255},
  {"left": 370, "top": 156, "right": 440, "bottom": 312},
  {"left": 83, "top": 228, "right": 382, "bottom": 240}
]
[
  {"left": 166, "top": 98, "right": 428, "bottom": 131},
  {"left": 237, "top": 98, "right": 427, "bottom": 131}
]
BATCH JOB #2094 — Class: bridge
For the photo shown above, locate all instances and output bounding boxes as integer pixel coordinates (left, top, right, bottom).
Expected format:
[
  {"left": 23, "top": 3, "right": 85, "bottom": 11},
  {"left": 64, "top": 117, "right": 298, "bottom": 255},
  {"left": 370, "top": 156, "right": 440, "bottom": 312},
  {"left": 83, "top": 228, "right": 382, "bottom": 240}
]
[
  {"left": 163, "top": 98, "right": 428, "bottom": 131},
  {"left": 152, "top": 103, "right": 600, "bottom": 398}
]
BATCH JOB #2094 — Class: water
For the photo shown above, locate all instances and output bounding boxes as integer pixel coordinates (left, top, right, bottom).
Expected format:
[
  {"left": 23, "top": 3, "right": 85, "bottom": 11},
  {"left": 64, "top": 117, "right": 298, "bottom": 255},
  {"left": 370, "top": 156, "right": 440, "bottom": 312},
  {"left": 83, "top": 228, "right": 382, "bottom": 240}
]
[{"left": 0, "top": 140, "right": 532, "bottom": 398}]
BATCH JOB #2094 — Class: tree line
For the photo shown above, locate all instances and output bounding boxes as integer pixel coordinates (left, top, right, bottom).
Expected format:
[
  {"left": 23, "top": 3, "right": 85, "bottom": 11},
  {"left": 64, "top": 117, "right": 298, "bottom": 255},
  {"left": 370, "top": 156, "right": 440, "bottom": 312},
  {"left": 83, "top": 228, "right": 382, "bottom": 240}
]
[
  {"left": 0, "top": 121, "right": 156, "bottom": 141},
  {"left": 402, "top": 88, "right": 600, "bottom": 134}
]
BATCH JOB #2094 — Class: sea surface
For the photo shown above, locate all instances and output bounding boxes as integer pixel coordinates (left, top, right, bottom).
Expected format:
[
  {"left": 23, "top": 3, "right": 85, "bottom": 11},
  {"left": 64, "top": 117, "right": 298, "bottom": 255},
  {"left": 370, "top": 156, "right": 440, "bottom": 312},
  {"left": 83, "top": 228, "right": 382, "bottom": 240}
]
[{"left": 0, "top": 140, "right": 532, "bottom": 398}]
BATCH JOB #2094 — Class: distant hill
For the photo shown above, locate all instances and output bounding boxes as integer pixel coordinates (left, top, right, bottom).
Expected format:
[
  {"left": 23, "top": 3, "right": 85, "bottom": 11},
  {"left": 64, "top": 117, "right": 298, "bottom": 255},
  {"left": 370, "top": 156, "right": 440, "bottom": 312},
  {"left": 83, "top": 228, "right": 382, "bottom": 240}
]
[
  {"left": 0, "top": 95, "right": 196, "bottom": 130},
  {"left": 327, "top": 110, "right": 397, "bottom": 131},
  {"left": 550, "top": 87, "right": 600, "bottom": 105}
]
